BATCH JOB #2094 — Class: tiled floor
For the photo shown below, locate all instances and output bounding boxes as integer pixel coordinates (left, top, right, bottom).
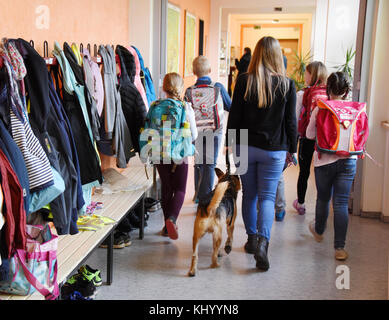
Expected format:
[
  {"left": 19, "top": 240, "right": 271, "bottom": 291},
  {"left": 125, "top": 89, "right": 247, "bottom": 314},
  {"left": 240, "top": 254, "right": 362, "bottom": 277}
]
[{"left": 86, "top": 163, "right": 389, "bottom": 300}]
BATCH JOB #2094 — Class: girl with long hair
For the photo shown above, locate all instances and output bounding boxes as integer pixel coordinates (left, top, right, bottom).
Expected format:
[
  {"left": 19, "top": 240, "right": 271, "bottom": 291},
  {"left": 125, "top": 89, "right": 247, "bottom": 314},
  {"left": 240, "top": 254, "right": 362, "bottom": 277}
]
[{"left": 293, "top": 61, "right": 328, "bottom": 215}]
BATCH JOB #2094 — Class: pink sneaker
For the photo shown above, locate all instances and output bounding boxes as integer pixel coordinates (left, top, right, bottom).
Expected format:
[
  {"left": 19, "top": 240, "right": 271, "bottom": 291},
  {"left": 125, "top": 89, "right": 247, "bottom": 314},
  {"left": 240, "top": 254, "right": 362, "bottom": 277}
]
[{"left": 293, "top": 199, "right": 306, "bottom": 215}]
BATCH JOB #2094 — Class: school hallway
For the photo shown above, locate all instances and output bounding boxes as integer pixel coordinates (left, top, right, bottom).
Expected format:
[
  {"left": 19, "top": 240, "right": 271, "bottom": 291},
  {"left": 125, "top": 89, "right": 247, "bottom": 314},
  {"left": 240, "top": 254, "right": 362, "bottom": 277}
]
[{"left": 86, "top": 162, "right": 389, "bottom": 300}]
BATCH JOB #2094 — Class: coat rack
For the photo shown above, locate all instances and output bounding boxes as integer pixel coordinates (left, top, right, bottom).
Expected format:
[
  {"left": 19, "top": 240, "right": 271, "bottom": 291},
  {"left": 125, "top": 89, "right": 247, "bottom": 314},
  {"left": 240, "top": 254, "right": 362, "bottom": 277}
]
[{"left": 32, "top": 40, "right": 105, "bottom": 66}]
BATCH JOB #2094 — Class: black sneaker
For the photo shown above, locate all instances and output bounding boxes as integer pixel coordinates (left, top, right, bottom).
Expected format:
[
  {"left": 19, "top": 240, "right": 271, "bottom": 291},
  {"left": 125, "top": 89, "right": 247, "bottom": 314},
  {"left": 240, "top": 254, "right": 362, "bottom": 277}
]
[
  {"left": 61, "top": 275, "right": 96, "bottom": 300},
  {"left": 99, "top": 233, "right": 125, "bottom": 249},
  {"left": 118, "top": 232, "right": 132, "bottom": 247}
]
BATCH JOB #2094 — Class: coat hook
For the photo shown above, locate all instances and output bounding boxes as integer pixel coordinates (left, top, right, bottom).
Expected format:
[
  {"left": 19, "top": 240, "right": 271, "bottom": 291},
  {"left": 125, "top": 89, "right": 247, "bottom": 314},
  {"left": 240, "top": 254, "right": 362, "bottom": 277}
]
[
  {"left": 87, "top": 43, "right": 91, "bottom": 53},
  {"left": 94, "top": 44, "right": 97, "bottom": 57},
  {"left": 30, "top": 40, "right": 34, "bottom": 48},
  {"left": 80, "top": 43, "right": 83, "bottom": 52},
  {"left": 43, "top": 40, "right": 49, "bottom": 58}
]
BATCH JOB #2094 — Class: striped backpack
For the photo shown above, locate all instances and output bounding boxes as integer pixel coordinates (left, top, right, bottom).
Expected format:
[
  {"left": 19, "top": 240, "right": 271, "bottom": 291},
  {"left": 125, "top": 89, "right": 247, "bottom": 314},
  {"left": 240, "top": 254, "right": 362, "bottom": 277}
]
[
  {"left": 315, "top": 99, "right": 369, "bottom": 157},
  {"left": 185, "top": 83, "right": 224, "bottom": 132}
]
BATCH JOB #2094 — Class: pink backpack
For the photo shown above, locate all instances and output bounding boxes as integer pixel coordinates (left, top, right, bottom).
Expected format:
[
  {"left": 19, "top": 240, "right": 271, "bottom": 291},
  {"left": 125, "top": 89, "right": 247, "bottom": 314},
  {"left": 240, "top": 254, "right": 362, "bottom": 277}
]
[{"left": 315, "top": 99, "right": 369, "bottom": 157}]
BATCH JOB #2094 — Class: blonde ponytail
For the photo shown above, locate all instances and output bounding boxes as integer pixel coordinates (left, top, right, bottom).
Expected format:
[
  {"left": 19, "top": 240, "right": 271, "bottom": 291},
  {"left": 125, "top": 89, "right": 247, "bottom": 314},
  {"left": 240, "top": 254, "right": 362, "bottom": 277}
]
[{"left": 163, "top": 72, "right": 184, "bottom": 101}]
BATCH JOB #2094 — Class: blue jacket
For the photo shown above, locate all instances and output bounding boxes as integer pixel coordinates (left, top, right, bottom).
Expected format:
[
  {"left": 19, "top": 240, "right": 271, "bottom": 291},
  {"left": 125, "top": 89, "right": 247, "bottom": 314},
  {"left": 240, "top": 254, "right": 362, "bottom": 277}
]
[{"left": 194, "top": 77, "right": 231, "bottom": 112}]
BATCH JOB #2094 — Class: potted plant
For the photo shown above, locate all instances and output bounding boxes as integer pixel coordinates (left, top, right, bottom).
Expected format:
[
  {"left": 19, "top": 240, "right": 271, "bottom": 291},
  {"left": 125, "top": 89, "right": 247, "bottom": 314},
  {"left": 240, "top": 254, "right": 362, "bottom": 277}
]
[{"left": 290, "top": 50, "right": 312, "bottom": 91}]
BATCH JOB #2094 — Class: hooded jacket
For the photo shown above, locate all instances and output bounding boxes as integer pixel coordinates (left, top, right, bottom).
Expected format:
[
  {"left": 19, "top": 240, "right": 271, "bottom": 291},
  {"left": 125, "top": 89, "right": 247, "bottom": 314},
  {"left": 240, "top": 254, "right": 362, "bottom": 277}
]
[
  {"left": 132, "top": 46, "right": 156, "bottom": 106},
  {"left": 99, "top": 45, "right": 135, "bottom": 167},
  {"left": 116, "top": 45, "right": 147, "bottom": 154},
  {"left": 53, "top": 42, "right": 102, "bottom": 186},
  {"left": 127, "top": 46, "right": 148, "bottom": 110}
]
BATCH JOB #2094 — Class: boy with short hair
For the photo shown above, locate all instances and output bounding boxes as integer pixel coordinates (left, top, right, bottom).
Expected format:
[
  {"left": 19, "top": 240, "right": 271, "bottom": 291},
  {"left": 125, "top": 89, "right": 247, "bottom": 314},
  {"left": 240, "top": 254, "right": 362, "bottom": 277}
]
[{"left": 185, "top": 56, "right": 232, "bottom": 206}]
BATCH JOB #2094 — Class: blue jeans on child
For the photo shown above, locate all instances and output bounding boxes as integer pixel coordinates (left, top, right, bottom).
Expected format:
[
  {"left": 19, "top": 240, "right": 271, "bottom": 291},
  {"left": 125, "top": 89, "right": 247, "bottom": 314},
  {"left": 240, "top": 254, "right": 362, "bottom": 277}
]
[
  {"left": 194, "top": 130, "right": 222, "bottom": 207},
  {"left": 314, "top": 158, "right": 357, "bottom": 249},
  {"left": 238, "top": 145, "right": 286, "bottom": 240}
]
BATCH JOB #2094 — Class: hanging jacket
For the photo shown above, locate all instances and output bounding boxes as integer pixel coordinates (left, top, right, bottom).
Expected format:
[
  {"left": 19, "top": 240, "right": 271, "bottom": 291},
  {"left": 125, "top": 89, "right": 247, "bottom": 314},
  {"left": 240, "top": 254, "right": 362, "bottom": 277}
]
[
  {"left": 131, "top": 46, "right": 156, "bottom": 106},
  {"left": 71, "top": 43, "right": 83, "bottom": 66},
  {"left": 127, "top": 46, "right": 148, "bottom": 110},
  {"left": 82, "top": 48, "right": 103, "bottom": 141},
  {"left": 116, "top": 45, "right": 147, "bottom": 154},
  {"left": 0, "top": 69, "right": 30, "bottom": 212},
  {"left": 46, "top": 78, "right": 81, "bottom": 234},
  {"left": 0, "top": 47, "right": 54, "bottom": 193},
  {"left": 0, "top": 148, "right": 27, "bottom": 258},
  {"left": 99, "top": 45, "right": 135, "bottom": 167},
  {"left": 0, "top": 117, "right": 30, "bottom": 214},
  {"left": 14, "top": 39, "right": 84, "bottom": 234},
  {"left": 53, "top": 41, "right": 102, "bottom": 186}
]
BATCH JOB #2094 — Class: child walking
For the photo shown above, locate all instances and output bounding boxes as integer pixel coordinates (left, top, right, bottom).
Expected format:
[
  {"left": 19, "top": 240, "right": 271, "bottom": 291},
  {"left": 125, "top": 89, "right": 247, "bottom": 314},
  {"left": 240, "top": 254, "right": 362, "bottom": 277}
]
[
  {"left": 306, "top": 72, "right": 358, "bottom": 260},
  {"left": 185, "top": 56, "right": 231, "bottom": 207},
  {"left": 293, "top": 61, "right": 328, "bottom": 215},
  {"left": 152, "top": 73, "right": 198, "bottom": 240}
]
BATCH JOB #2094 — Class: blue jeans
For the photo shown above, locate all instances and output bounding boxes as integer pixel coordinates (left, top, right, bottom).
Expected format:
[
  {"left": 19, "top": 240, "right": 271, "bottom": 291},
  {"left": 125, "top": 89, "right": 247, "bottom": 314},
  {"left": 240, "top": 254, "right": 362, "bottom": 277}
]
[
  {"left": 238, "top": 145, "right": 286, "bottom": 240},
  {"left": 194, "top": 130, "right": 222, "bottom": 206},
  {"left": 314, "top": 159, "right": 357, "bottom": 249}
]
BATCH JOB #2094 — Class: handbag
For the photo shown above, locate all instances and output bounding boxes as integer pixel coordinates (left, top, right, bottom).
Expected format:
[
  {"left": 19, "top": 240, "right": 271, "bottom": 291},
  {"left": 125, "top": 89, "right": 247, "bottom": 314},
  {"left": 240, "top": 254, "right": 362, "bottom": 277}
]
[{"left": 0, "top": 224, "right": 59, "bottom": 300}]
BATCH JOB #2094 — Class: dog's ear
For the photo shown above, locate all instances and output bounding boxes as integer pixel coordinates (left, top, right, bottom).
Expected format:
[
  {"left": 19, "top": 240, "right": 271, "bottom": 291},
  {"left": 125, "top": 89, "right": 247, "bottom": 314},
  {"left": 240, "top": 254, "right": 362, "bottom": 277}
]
[{"left": 215, "top": 168, "right": 224, "bottom": 179}]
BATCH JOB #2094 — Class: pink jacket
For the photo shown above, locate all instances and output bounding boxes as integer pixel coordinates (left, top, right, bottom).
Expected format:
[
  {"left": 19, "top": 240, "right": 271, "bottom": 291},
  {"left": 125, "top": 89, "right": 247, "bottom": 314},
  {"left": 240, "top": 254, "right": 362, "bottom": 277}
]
[{"left": 127, "top": 46, "right": 149, "bottom": 110}]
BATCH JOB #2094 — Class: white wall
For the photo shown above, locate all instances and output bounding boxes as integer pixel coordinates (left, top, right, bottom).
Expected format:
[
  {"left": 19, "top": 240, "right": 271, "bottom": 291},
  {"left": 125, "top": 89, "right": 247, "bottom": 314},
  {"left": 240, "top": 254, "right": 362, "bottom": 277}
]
[
  {"left": 361, "top": 0, "right": 389, "bottom": 217},
  {"left": 129, "top": 0, "right": 154, "bottom": 70}
]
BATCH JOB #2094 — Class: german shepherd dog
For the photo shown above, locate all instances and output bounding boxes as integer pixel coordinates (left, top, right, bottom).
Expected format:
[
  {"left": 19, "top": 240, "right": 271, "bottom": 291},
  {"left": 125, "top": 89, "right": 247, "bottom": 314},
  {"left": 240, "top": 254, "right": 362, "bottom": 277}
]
[{"left": 188, "top": 167, "right": 241, "bottom": 277}]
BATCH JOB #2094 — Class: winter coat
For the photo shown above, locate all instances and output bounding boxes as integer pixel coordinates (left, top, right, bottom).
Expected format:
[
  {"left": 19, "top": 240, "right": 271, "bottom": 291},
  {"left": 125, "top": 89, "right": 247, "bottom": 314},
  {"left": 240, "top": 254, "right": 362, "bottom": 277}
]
[{"left": 116, "top": 45, "right": 147, "bottom": 154}]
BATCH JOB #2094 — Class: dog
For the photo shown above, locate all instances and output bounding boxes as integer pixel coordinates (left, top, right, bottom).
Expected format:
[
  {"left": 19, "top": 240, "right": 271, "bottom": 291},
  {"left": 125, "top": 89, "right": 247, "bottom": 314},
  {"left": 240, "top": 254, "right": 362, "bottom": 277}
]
[{"left": 188, "top": 167, "right": 241, "bottom": 277}]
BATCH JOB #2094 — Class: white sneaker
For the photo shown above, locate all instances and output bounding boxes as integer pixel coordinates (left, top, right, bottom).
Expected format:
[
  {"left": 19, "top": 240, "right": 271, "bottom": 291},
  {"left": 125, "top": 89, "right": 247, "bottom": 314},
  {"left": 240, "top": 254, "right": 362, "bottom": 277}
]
[{"left": 309, "top": 220, "right": 324, "bottom": 242}]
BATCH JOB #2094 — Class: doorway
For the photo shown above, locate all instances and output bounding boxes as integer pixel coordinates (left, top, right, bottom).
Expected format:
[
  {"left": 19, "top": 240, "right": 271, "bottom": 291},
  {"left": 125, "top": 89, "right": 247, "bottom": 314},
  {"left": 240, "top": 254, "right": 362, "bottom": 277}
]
[{"left": 279, "top": 39, "right": 299, "bottom": 76}]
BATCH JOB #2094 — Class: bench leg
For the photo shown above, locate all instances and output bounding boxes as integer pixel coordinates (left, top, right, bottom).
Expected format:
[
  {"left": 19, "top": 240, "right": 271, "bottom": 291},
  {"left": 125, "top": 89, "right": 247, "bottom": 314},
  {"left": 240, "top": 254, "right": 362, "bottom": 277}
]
[
  {"left": 106, "top": 231, "right": 113, "bottom": 285},
  {"left": 139, "top": 196, "right": 145, "bottom": 240}
]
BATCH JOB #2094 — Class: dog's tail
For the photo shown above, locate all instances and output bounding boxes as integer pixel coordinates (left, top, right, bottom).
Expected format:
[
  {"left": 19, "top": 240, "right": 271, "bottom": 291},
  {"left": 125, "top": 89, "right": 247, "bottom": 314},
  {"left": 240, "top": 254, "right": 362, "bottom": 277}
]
[{"left": 207, "top": 181, "right": 229, "bottom": 217}]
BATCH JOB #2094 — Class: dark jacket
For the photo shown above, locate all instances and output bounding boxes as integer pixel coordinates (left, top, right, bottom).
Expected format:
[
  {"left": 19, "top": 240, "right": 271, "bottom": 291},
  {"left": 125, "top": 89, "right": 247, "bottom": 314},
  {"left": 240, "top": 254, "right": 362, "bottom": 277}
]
[
  {"left": 116, "top": 45, "right": 147, "bottom": 154},
  {"left": 226, "top": 73, "right": 297, "bottom": 154},
  {"left": 60, "top": 43, "right": 102, "bottom": 185},
  {"left": 14, "top": 39, "right": 84, "bottom": 234},
  {"left": 235, "top": 53, "right": 251, "bottom": 76}
]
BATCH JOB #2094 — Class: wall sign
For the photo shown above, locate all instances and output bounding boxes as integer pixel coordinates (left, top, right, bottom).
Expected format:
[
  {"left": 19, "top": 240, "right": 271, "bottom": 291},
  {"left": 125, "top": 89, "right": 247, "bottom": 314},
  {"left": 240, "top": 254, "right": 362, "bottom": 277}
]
[{"left": 35, "top": 5, "right": 50, "bottom": 30}]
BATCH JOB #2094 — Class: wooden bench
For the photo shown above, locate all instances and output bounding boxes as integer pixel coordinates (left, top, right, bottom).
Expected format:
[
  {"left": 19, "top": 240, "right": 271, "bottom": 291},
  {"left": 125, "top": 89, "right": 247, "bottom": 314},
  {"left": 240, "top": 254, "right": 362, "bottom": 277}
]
[{"left": 0, "top": 165, "right": 153, "bottom": 300}]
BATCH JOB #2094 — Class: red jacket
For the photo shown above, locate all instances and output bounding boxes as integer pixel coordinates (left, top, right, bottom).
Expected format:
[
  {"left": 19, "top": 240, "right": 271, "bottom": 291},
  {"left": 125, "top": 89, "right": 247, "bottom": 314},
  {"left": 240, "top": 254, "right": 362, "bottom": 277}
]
[{"left": 0, "top": 149, "right": 27, "bottom": 258}]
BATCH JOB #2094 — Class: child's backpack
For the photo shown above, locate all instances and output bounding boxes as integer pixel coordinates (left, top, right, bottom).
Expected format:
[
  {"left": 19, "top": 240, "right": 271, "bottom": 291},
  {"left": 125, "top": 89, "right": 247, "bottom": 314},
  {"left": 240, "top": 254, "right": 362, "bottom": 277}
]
[
  {"left": 298, "top": 85, "right": 327, "bottom": 137},
  {"left": 139, "top": 99, "right": 195, "bottom": 164},
  {"left": 185, "top": 83, "right": 224, "bottom": 132},
  {"left": 315, "top": 99, "right": 369, "bottom": 157}
]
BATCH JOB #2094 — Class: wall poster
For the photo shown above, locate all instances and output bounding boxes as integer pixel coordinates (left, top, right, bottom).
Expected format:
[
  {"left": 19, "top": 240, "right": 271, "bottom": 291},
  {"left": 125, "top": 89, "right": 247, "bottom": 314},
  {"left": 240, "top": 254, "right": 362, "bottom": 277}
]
[
  {"left": 184, "top": 11, "right": 196, "bottom": 76},
  {"left": 167, "top": 3, "right": 180, "bottom": 73}
]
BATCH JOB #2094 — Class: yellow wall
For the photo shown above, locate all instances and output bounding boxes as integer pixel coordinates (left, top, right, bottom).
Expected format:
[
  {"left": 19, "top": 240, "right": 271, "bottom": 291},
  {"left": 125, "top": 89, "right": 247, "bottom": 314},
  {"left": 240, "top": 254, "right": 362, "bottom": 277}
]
[
  {"left": 168, "top": 0, "right": 211, "bottom": 90},
  {"left": 0, "top": 0, "right": 130, "bottom": 55}
]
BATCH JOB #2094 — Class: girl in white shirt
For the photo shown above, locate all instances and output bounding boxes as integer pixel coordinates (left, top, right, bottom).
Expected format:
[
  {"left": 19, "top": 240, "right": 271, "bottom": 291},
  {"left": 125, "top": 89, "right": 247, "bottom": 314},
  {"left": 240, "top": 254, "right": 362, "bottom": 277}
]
[{"left": 306, "top": 72, "right": 356, "bottom": 261}]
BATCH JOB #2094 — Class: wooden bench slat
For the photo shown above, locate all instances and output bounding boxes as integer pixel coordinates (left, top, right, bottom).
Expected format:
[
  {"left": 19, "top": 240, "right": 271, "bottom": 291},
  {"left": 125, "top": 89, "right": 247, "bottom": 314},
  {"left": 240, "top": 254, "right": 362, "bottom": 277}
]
[{"left": 0, "top": 166, "right": 153, "bottom": 300}]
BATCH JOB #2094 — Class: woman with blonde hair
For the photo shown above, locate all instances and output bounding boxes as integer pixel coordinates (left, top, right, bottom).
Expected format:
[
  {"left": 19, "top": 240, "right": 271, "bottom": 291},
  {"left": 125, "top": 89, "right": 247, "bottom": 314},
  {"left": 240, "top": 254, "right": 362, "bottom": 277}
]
[{"left": 226, "top": 37, "right": 297, "bottom": 271}]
